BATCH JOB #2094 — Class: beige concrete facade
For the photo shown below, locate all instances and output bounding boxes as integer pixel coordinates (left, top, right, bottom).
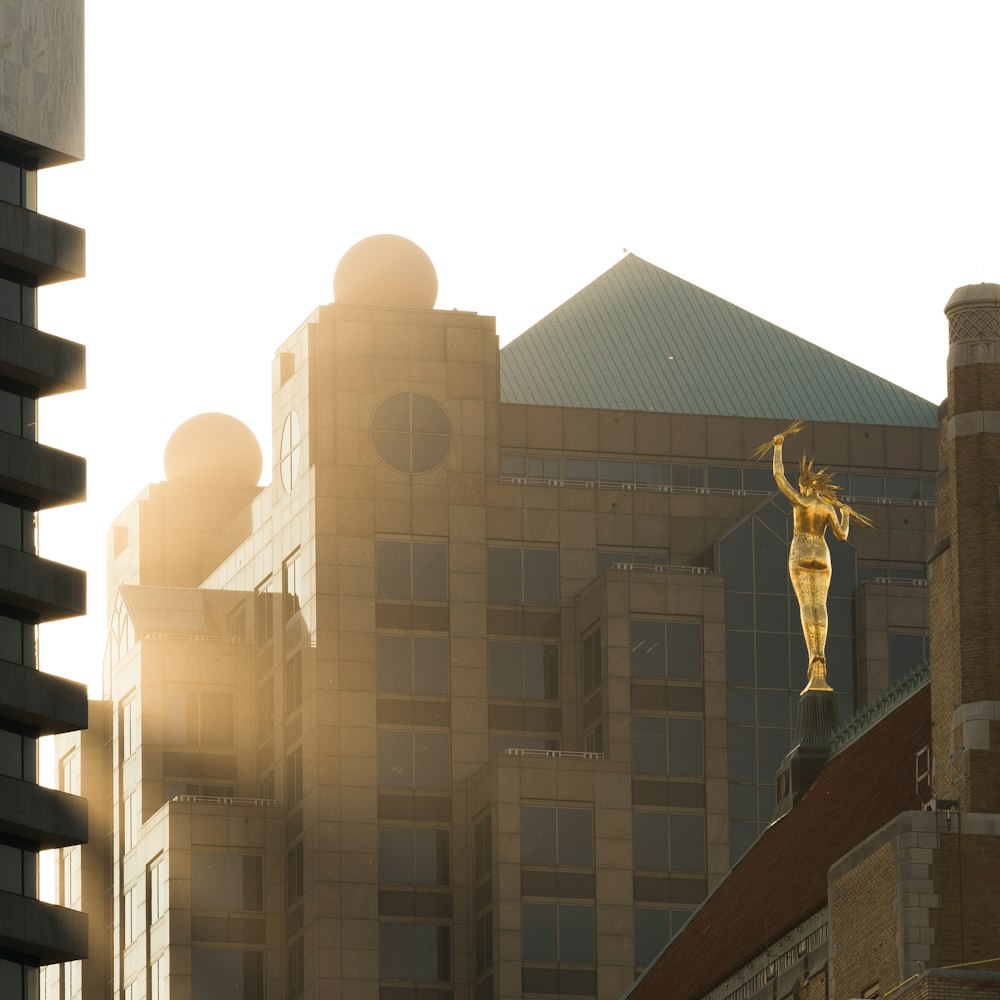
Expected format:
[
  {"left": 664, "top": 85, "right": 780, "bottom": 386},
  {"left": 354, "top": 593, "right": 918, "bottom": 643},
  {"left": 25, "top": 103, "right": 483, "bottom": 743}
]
[{"left": 48, "top": 258, "right": 944, "bottom": 999}]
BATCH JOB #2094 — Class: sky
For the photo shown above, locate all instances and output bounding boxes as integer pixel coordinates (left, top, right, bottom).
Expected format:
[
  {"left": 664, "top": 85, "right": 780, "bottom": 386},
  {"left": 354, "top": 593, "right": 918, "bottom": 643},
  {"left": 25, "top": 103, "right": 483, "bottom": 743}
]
[{"left": 32, "top": 0, "right": 1000, "bottom": 695}]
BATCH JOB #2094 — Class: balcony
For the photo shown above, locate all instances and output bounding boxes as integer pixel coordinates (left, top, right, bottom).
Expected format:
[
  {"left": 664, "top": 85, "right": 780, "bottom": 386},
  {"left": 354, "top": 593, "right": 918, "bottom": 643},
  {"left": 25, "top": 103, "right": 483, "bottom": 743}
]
[
  {"left": 0, "top": 891, "right": 88, "bottom": 963},
  {"left": 0, "top": 659, "right": 87, "bottom": 734},
  {"left": 0, "top": 547, "right": 86, "bottom": 621},
  {"left": 0, "top": 774, "right": 87, "bottom": 848},
  {"left": 0, "top": 431, "right": 86, "bottom": 508},
  {"left": 0, "top": 319, "right": 85, "bottom": 395},
  {"left": 0, "top": 202, "right": 85, "bottom": 284}
]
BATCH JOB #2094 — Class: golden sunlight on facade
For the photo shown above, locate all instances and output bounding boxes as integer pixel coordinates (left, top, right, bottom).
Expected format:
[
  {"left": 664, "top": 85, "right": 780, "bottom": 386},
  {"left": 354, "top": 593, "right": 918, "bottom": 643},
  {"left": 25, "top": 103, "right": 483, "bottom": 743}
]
[{"left": 49, "top": 236, "right": 944, "bottom": 999}]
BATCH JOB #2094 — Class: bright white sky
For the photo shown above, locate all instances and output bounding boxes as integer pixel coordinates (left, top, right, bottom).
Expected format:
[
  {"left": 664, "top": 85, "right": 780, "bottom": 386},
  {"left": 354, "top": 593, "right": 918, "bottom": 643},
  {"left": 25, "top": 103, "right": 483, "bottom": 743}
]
[{"left": 33, "top": 1, "right": 1000, "bottom": 695}]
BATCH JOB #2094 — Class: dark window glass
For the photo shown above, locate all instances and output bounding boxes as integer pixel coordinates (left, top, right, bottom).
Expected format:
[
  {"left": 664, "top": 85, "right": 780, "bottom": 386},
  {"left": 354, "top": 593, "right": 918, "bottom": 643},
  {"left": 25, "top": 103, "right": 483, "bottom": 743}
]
[
  {"left": 889, "top": 632, "right": 930, "bottom": 685},
  {"left": 635, "top": 461, "right": 669, "bottom": 486},
  {"left": 582, "top": 628, "right": 602, "bottom": 693},
  {"left": 725, "top": 593, "right": 753, "bottom": 630},
  {"left": 488, "top": 547, "right": 557, "bottom": 606},
  {"left": 667, "top": 622, "right": 702, "bottom": 679},
  {"left": 600, "top": 460, "right": 633, "bottom": 484},
  {"left": 288, "top": 938, "right": 304, "bottom": 997},
  {"left": 379, "top": 636, "right": 448, "bottom": 695},
  {"left": 720, "top": 519, "right": 754, "bottom": 592},
  {"left": 728, "top": 726, "right": 757, "bottom": 781},
  {"left": 885, "top": 476, "right": 920, "bottom": 500},
  {"left": 501, "top": 454, "right": 525, "bottom": 476},
  {"left": 521, "top": 807, "right": 593, "bottom": 867},
  {"left": 371, "top": 393, "right": 451, "bottom": 474},
  {"left": 522, "top": 904, "right": 597, "bottom": 963},
  {"left": 756, "top": 689, "right": 789, "bottom": 729},
  {"left": 476, "top": 911, "right": 493, "bottom": 975},
  {"left": 286, "top": 747, "right": 303, "bottom": 804},
  {"left": 742, "top": 466, "right": 775, "bottom": 492},
  {"left": 632, "top": 717, "right": 668, "bottom": 774},
  {"left": 755, "top": 594, "right": 787, "bottom": 632},
  {"left": 378, "top": 827, "right": 449, "bottom": 885},
  {"left": 378, "top": 732, "right": 448, "bottom": 789},
  {"left": 284, "top": 653, "right": 302, "bottom": 716},
  {"left": 726, "top": 630, "right": 754, "bottom": 686},
  {"left": 474, "top": 814, "right": 492, "bottom": 880},
  {"left": 669, "top": 814, "right": 706, "bottom": 871},
  {"left": 630, "top": 620, "right": 664, "bottom": 678},
  {"left": 563, "top": 458, "right": 597, "bottom": 482},
  {"left": 635, "top": 908, "right": 671, "bottom": 967},
  {"left": 668, "top": 718, "right": 704, "bottom": 775},
  {"left": 192, "top": 854, "right": 263, "bottom": 911},
  {"left": 758, "top": 728, "right": 792, "bottom": 781},
  {"left": 488, "top": 641, "right": 558, "bottom": 700},
  {"left": 755, "top": 633, "right": 789, "bottom": 689},
  {"left": 850, "top": 474, "right": 883, "bottom": 498},
  {"left": 726, "top": 689, "right": 754, "bottom": 726},
  {"left": 377, "top": 540, "right": 447, "bottom": 600},
  {"left": 633, "top": 812, "right": 669, "bottom": 870},
  {"left": 256, "top": 679, "right": 274, "bottom": 742},
  {"left": 728, "top": 781, "right": 757, "bottom": 822},
  {"left": 379, "top": 923, "right": 451, "bottom": 981},
  {"left": 708, "top": 466, "right": 741, "bottom": 489},
  {"left": 287, "top": 842, "right": 303, "bottom": 903},
  {"left": 192, "top": 949, "right": 263, "bottom": 1000},
  {"left": 730, "top": 821, "right": 758, "bottom": 865},
  {"left": 200, "top": 692, "right": 235, "bottom": 746}
]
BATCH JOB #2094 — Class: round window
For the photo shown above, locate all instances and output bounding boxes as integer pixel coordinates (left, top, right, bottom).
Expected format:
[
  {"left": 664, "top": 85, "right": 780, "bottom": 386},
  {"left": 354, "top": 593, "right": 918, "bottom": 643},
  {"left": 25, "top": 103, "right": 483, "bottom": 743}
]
[
  {"left": 279, "top": 410, "right": 301, "bottom": 492},
  {"left": 370, "top": 392, "right": 451, "bottom": 474}
]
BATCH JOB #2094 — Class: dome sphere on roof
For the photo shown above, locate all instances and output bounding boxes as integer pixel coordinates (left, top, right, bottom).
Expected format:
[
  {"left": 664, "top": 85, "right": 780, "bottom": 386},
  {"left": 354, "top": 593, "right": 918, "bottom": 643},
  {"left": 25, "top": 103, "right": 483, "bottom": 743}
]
[
  {"left": 333, "top": 234, "right": 438, "bottom": 309},
  {"left": 163, "top": 413, "right": 263, "bottom": 487}
]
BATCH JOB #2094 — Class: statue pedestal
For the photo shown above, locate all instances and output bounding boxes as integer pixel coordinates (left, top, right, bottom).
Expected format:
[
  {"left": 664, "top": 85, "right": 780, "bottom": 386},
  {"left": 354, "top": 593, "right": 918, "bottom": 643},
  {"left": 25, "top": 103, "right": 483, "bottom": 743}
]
[{"left": 773, "top": 689, "right": 839, "bottom": 822}]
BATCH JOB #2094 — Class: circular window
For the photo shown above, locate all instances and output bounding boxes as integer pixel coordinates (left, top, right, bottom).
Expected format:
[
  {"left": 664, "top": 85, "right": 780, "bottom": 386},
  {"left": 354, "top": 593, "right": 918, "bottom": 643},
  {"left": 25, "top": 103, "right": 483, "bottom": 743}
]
[
  {"left": 279, "top": 410, "right": 301, "bottom": 492},
  {"left": 370, "top": 392, "right": 451, "bottom": 474}
]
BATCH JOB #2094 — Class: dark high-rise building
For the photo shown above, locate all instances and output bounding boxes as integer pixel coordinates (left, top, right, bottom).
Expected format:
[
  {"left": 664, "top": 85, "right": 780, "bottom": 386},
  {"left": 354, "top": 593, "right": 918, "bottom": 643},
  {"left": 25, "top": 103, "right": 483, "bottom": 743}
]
[
  {"left": 0, "top": 2, "right": 89, "bottom": 999},
  {"left": 58, "top": 236, "right": 938, "bottom": 999}
]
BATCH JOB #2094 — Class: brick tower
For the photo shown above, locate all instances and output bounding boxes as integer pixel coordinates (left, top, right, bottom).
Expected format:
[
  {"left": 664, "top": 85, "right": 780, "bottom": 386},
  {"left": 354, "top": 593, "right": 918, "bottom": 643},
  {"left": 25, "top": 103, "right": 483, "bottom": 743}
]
[{"left": 930, "top": 282, "right": 1000, "bottom": 812}]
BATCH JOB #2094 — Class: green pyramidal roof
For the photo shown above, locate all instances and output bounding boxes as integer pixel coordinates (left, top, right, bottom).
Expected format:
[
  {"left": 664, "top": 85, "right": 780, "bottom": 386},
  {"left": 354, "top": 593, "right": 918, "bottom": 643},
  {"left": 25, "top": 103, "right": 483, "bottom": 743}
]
[{"left": 500, "top": 254, "right": 937, "bottom": 427}]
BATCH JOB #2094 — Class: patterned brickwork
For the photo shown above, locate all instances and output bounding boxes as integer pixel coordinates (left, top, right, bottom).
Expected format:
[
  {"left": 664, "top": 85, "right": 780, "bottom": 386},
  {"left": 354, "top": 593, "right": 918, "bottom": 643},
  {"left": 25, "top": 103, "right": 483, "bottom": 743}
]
[
  {"left": 931, "top": 289, "right": 1000, "bottom": 813},
  {"left": 829, "top": 840, "right": 898, "bottom": 1000}
]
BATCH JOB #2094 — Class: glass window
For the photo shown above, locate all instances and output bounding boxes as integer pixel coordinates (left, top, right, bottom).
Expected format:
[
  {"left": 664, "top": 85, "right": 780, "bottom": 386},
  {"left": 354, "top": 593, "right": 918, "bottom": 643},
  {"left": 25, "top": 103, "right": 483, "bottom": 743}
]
[
  {"left": 633, "top": 812, "right": 669, "bottom": 870},
  {"left": 708, "top": 466, "right": 741, "bottom": 490},
  {"left": 522, "top": 904, "right": 594, "bottom": 964},
  {"left": 378, "top": 636, "right": 448, "bottom": 695},
  {"left": 635, "top": 908, "right": 671, "bottom": 967},
  {"left": 563, "top": 458, "right": 597, "bottom": 482},
  {"left": 487, "top": 547, "right": 558, "bottom": 606},
  {"left": 371, "top": 392, "right": 451, "bottom": 474},
  {"left": 282, "top": 553, "right": 302, "bottom": 620},
  {"left": 287, "top": 842, "right": 303, "bottom": 904},
  {"left": 285, "top": 653, "right": 302, "bottom": 716},
  {"left": 379, "top": 923, "right": 451, "bottom": 982},
  {"left": 633, "top": 813, "right": 705, "bottom": 872},
  {"left": 476, "top": 911, "right": 493, "bottom": 975},
  {"left": 582, "top": 628, "right": 602, "bottom": 693},
  {"left": 256, "top": 678, "right": 274, "bottom": 741},
  {"left": 149, "top": 857, "right": 168, "bottom": 923},
  {"left": 600, "top": 460, "right": 634, "bottom": 484},
  {"left": 850, "top": 474, "right": 883, "bottom": 498},
  {"left": 632, "top": 717, "right": 703, "bottom": 775},
  {"left": 192, "top": 854, "right": 264, "bottom": 911},
  {"left": 889, "top": 632, "right": 930, "bottom": 686},
  {"left": 287, "top": 938, "right": 304, "bottom": 998},
  {"left": 630, "top": 620, "right": 702, "bottom": 679},
  {"left": 151, "top": 954, "right": 168, "bottom": 1000},
  {"left": 635, "top": 462, "right": 669, "bottom": 486},
  {"left": 488, "top": 641, "right": 558, "bottom": 700},
  {"left": 501, "top": 454, "right": 525, "bottom": 476},
  {"left": 122, "top": 695, "right": 140, "bottom": 760},
  {"left": 521, "top": 806, "right": 593, "bottom": 867},
  {"left": 669, "top": 814, "right": 706, "bottom": 871},
  {"left": 254, "top": 578, "right": 275, "bottom": 647},
  {"left": 286, "top": 747, "right": 303, "bottom": 805},
  {"left": 378, "top": 731, "right": 449, "bottom": 789},
  {"left": 379, "top": 827, "right": 450, "bottom": 885},
  {"left": 123, "top": 791, "right": 140, "bottom": 851},
  {"left": 192, "top": 949, "right": 263, "bottom": 1000},
  {"left": 165, "top": 690, "right": 235, "bottom": 747},
  {"left": 377, "top": 540, "right": 447, "bottom": 600},
  {"left": 124, "top": 882, "right": 142, "bottom": 944},
  {"left": 474, "top": 814, "right": 492, "bottom": 880}
]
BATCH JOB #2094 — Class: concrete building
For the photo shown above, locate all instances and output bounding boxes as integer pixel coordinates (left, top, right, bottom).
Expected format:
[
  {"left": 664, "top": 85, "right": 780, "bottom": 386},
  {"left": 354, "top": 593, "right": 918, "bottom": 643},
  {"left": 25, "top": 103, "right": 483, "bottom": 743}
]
[
  {"left": 55, "top": 235, "right": 939, "bottom": 999},
  {"left": 0, "top": 1, "right": 89, "bottom": 998},
  {"left": 625, "top": 284, "right": 1000, "bottom": 1000}
]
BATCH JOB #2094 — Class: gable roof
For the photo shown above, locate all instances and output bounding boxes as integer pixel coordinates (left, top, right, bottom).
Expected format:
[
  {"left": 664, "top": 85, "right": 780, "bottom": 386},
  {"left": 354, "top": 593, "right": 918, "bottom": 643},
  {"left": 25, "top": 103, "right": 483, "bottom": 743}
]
[
  {"left": 624, "top": 681, "right": 930, "bottom": 1000},
  {"left": 500, "top": 255, "right": 937, "bottom": 427}
]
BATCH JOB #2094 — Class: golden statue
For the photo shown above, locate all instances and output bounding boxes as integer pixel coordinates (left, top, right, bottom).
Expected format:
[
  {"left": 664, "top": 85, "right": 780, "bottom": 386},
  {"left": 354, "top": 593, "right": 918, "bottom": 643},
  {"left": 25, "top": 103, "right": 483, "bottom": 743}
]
[{"left": 753, "top": 422, "right": 872, "bottom": 694}]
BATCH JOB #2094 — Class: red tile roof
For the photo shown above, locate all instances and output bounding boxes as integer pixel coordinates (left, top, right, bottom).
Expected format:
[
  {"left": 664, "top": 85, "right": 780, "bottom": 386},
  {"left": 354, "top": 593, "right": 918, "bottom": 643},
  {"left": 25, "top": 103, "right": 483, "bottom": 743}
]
[{"left": 626, "top": 684, "right": 930, "bottom": 1000}]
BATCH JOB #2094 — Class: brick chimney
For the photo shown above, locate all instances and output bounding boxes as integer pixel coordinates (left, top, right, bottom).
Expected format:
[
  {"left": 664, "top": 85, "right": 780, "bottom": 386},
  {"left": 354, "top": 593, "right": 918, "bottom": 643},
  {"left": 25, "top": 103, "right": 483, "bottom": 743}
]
[{"left": 929, "top": 282, "right": 1000, "bottom": 812}]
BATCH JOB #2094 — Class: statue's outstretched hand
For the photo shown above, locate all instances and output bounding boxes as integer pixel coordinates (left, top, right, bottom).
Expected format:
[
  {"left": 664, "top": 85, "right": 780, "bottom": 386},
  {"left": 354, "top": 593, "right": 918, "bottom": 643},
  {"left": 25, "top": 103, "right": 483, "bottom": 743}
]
[{"left": 773, "top": 434, "right": 784, "bottom": 446}]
